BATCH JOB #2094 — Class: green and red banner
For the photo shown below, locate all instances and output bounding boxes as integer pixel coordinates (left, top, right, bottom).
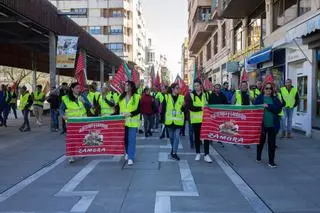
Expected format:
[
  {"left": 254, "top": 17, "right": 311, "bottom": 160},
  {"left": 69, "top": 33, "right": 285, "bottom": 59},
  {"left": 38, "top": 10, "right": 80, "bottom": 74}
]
[
  {"left": 200, "top": 105, "right": 264, "bottom": 145},
  {"left": 66, "top": 115, "right": 125, "bottom": 157}
]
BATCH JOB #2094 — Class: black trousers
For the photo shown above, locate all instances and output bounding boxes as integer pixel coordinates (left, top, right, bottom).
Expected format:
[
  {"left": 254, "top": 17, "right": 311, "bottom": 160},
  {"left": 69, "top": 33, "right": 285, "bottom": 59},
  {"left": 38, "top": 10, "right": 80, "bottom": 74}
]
[
  {"left": 143, "top": 114, "right": 154, "bottom": 134},
  {"left": 124, "top": 126, "right": 129, "bottom": 153},
  {"left": 9, "top": 103, "right": 17, "bottom": 118},
  {"left": 21, "top": 109, "right": 30, "bottom": 130},
  {"left": 193, "top": 123, "right": 209, "bottom": 155},
  {"left": 257, "top": 127, "right": 276, "bottom": 164}
]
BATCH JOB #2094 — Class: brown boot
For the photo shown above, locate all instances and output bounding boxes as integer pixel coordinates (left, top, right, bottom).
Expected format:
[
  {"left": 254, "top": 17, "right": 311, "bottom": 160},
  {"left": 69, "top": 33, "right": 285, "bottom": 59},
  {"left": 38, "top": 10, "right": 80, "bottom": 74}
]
[
  {"left": 287, "top": 133, "right": 293, "bottom": 139},
  {"left": 280, "top": 132, "right": 286, "bottom": 139}
]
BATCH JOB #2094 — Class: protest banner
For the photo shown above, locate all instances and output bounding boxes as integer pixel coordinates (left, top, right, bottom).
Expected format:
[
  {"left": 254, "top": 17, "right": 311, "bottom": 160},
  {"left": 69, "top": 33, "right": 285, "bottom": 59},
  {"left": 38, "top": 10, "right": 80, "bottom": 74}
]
[
  {"left": 201, "top": 105, "right": 264, "bottom": 145},
  {"left": 66, "top": 115, "right": 125, "bottom": 157}
]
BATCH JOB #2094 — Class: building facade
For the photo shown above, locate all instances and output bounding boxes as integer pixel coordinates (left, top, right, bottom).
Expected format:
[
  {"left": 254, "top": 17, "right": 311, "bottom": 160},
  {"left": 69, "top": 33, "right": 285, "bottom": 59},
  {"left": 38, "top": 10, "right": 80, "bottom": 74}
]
[
  {"left": 220, "top": 0, "right": 320, "bottom": 137},
  {"left": 181, "top": 38, "right": 193, "bottom": 85},
  {"left": 50, "top": 0, "right": 146, "bottom": 70},
  {"left": 187, "top": 0, "right": 233, "bottom": 87}
]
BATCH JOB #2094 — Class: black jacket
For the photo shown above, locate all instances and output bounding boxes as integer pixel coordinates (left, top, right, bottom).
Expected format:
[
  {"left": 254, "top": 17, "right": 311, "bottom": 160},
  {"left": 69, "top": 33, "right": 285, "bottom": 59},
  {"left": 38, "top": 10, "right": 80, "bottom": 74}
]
[{"left": 207, "top": 92, "right": 228, "bottom": 105}]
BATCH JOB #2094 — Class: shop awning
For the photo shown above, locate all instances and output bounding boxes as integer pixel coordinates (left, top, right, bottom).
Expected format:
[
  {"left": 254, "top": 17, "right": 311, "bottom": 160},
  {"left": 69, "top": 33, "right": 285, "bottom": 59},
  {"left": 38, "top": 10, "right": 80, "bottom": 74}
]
[
  {"left": 286, "top": 12, "right": 320, "bottom": 42},
  {"left": 247, "top": 47, "right": 272, "bottom": 65}
]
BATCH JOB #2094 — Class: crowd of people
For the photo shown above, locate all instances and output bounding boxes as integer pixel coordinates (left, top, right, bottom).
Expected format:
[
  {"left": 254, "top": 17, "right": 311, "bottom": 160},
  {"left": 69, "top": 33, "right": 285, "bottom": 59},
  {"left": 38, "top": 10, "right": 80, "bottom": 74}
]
[{"left": 0, "top": 77, "right": 299, "bottom": 168}]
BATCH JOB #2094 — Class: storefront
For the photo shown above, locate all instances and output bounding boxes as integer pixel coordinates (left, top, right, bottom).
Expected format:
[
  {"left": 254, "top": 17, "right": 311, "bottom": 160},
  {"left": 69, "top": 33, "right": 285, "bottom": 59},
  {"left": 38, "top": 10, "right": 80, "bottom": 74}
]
[
  {"left": 286, "top": 44, "right": 313, "bottom": 136},
  {"left": 285, "top": 12, "right": 320, "bottom": 137},
  {"left": 226, "top": 61, "right": 240, "bottom": 89},
  {"left": 246, "top": 47, "right": 286, "bottom": 89}
]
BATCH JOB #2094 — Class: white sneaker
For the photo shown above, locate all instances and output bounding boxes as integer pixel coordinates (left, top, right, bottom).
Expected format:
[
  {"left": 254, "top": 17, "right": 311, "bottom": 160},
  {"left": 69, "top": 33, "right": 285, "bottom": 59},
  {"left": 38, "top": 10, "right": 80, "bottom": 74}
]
[
  {"left": 124, "top": 154, "right": 128, "bottom": 161},
  {"left": 204, "top": 155, "right": 213, "bottom": 163},
  {"left": 128, "top": 159, "right": 134, "bottom": 166},
  {"left": 195, "top": 154, "right": 201, "bottom": 161},
  {"left": 68, "top": 157, "right": 75, "bottom": 163}
]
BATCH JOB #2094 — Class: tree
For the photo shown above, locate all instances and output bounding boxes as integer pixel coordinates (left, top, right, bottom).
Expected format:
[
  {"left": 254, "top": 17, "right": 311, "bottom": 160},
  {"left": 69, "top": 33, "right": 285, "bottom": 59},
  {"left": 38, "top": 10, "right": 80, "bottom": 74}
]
[{"left": 0, "top": 66, "right": 32, "bottom": 89}]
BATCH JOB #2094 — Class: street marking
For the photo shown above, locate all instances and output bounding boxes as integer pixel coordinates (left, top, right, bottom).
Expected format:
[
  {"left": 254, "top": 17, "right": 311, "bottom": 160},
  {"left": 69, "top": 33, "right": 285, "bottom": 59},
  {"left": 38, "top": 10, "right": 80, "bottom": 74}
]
[
  {"left": 155, "top": 154, "right": 199, "bottom": 213},
  {"left": 209, "top": 146, "right": 272, "bottom": 213},
  {"left": 0, "top": 155, "right": 66, "bottom": 203},
  {"left": 55, "top": 156, "right": 121, "bottom": 213},
  {"left": 137, "top": 139, "right": 183, "bottom": 149}
]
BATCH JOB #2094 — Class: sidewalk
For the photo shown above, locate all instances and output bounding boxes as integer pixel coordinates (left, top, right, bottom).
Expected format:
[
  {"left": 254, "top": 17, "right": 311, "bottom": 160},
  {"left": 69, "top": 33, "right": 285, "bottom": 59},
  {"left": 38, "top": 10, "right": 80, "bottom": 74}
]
[
  {"left": 213, "top": 134, "right": 320, "bottom": 213},
  {"left": 0, "top": 115, "right": 65, "bottom": 193}
]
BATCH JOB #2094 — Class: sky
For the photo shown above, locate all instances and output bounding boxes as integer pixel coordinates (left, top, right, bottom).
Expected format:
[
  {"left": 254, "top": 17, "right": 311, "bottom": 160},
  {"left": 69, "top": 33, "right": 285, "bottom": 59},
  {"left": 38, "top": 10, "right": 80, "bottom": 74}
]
[{"left": 140, "top": 0, "right": 188, "bottom": 81}]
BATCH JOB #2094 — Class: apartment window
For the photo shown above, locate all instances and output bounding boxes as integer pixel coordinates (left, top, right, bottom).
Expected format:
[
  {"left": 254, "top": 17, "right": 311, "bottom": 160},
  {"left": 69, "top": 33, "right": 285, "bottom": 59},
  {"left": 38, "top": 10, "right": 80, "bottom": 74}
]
[
  {"left": 222, "top": 23, "right": 226, "bottom": 48},
  {"left": 199, "top": 7, "right": 212, "bottom": 21},
  {"left": 213, "top": 33, "right": 218, "bottom": 55},
  {"left": 88, "top": 26, "right": 101, "bottom": 35},
  {"left": 234, "top": 25, "right": 243, "bottom": 53},
  {"left": 206, "top": 41, "right": 212, "bottom": 61},
  {"left": 261, "top": 12, "right": 267, "bottom": 37},
  {"left": 299, "top": 0, "right": 312, "bottom": 16},
  {"left": 273, "top": 0, "right": 298, "bottom": 30},
  {"left": 107, "top": 43, "right": 124, "bottom": 52},
  {"left": 69, "top": 8, "right": 87, "bottom": 18},
  {"left": 248, "top": 19, "right": 261, "bottom": 47},
  {"left": 148, "top": 52, "right": 155, "bottom": 63},
  {"left": 112, "top": 10, "right": 124, "bottom": 17},
  {"left": 107, "top": 26, "right": 123, "bottom": 35}
]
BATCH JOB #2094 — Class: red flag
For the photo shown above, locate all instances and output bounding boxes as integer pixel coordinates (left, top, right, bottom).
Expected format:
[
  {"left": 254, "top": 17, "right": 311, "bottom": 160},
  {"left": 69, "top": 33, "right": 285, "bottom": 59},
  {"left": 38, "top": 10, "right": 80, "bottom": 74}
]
[
  {"left": 132, "top": 69, "right": 140, "bottom": 87},
  {"left": 43, "top": 81, "right": 50, "bottom": 95},
  {"left": 75, "top": 51, "right": 86, "bottom": 91},
  {"left": 241, "top": 69, "right": 248, "bottom": 82},
  {"left": 154, "top": 71, "right": 161, "bottom": 90},
  {"left": 263, "top": 74, "right": 275, "bottom": 89},
  {"left": 175, "top": 75, "right": 189, "bottom": 96},
  {"left": 204, "top": 79, "right": 213, "bottom": 91},
  {"left": 111, "top": 64, "right": 127, "bottom": 94}
]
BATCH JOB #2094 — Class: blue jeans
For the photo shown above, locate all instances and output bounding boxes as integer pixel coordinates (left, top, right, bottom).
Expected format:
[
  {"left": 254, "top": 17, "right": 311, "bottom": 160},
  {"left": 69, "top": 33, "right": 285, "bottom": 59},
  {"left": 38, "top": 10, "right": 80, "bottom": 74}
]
[
  {"left": 167, "top": 127, "right": 181, "bottom": 153},
  {"left": 125, "top": 127, "right": 137, "bottom": 160},
  {"left": 281, "top": 108, "right": 294, "bottom": 133},
  {"left": 188, "top": 121, "right": 194, "bottom": 148},
  {"left": 50, "top": 109, "right": 59, "bottom": 129}
]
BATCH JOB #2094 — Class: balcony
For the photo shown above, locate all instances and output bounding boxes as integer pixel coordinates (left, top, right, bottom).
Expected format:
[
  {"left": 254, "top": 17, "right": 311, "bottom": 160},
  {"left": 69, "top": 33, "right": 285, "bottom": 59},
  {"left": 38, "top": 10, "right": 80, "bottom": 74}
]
[
  {"left": 190, "top": 0, "right": 212, "bottom": 21},
  {"left": 189, "top": 19, "right": 217, "bottom": 53},
  {"left": 220, "top": 0, "right": 264, "bottom": 19}
]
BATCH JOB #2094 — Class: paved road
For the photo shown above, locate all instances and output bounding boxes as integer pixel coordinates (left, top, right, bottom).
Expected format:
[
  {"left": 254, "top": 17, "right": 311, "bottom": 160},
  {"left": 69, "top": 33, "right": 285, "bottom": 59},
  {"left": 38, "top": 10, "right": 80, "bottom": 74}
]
[{"left": 0, "top": 116, "right": 320, "bottom": 213}]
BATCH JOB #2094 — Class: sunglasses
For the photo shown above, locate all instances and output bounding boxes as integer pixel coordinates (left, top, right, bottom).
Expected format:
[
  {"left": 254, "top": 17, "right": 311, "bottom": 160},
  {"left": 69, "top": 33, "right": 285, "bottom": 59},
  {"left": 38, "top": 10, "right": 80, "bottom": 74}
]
[{"left": 264, "top": 87, "right": 272, "bottom": 90}]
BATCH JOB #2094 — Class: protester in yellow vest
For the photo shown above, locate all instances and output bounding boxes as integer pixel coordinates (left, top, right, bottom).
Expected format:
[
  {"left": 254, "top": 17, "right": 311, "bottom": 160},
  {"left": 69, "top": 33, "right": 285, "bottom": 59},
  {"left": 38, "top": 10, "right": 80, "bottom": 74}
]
[
  {"left": 232, "top": 81, "right": 251, "bottom": 149},
  {"left": 87, "top": 84, "right": 100, "bottom": 116},
  {"left": 118, "top": 81, "right": 141, "bottom": 166},
  {"left": 161, "top": 83, "right": 185, "bottom": 161},
  {"left": 279, "top": 79, "right": 300, "bottom": 138},
  {"left": 8, "top": 87, "right": 18, "bottom": 119},
  {"left": 188, "top": 79, "right": 212, "bottom": 163},
  {"left": 18, "top": 86, "right": 33, "bottom": 132},
  {"left": 98, "top": 85, "right": 115, "bottom": 116},
  {"left": 159, "top": 86, "right": 170, "bottom": 139},
  {"left": 60, "top": 82, "right": 88, "bottom": 163},
  {"left": 33, "top": 85, "right": 45, "bottom": 126},
  {"left": 232, "top": 81, "right": 251, "bottom": 106},
  {"left": 250, "top": 80, "right": 262, "bottom": 102}
]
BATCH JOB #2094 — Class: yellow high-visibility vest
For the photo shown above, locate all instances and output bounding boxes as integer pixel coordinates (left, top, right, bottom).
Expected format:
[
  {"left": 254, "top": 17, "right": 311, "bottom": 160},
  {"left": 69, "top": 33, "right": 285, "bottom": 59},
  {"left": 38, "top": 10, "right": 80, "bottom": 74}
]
[
  {"left": 280, "top": 87, "right": 298, "bottom": 108},
  {"left": 119, "top": 94, "right": 141, "bottom": 128},
  {"left": 190, "top": 93, "right": 206, "bottom": 124},
  {"left": 62, "top": 95, "right": 87, "bottom": 117},
  {"left": 165, "top": 94, "right": 185, "bottom": 126}
]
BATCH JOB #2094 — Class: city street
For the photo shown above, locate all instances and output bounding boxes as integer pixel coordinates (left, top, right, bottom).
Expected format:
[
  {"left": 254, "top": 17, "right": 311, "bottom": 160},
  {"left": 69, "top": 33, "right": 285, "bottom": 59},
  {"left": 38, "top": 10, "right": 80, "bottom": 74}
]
[{"left": 1, "top": 116, "right": 320, "bottom": 213}]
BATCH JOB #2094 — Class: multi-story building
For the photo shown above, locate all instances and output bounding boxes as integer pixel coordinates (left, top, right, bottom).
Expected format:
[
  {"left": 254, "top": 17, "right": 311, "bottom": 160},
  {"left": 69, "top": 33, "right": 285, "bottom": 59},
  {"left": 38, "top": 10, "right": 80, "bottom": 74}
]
[
  {"left": 187, "top": 0, "right": 233, "bottom": 86},
  {"left": 219, "top": 0, "right": 320, "bottom": 137},
  {"left": 181, "top": 38, "right": 194, "bottom": 85},
  {"left": 132, "top": 0, "right": 146, "bottom": 71},
  {"left": 50, "top": 0, "right": 146, "bottom": 69}
]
